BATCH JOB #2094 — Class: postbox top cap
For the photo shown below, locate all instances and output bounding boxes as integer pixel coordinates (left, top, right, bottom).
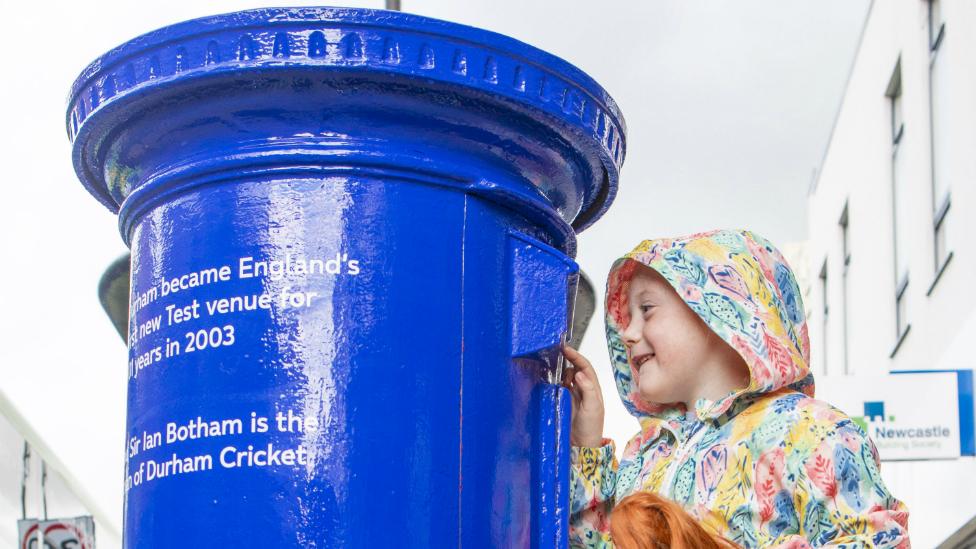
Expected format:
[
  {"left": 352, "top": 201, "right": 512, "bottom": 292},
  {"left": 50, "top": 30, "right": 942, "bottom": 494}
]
[{"left": 67, "top": 7, "right": 627, "bottom": 231}]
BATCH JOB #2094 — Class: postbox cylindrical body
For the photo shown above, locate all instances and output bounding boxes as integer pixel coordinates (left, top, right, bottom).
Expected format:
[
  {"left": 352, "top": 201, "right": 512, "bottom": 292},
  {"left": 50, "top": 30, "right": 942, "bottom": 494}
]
[{"left": 68, "top": 8, "right": 625, "bottom": 547}]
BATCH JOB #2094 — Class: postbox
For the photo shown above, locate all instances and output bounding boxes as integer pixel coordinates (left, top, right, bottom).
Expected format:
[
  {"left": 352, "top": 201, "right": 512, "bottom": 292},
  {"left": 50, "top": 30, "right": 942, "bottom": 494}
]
[{"left": 68, "top": 8, "right": 625, "bottom": 547}]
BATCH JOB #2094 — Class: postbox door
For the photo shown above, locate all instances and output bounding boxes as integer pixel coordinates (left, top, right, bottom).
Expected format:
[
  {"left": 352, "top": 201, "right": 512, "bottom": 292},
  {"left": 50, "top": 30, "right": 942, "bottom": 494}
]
[{"left": 460, "top": 196, "right": 577, "bottom": 548}]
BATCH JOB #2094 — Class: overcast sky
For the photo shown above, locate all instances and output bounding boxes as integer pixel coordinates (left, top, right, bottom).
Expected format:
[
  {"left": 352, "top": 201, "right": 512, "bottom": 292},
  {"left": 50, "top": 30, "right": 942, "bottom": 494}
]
[{"left": 0, "top": 0, "right": 868, "bottom": 537}]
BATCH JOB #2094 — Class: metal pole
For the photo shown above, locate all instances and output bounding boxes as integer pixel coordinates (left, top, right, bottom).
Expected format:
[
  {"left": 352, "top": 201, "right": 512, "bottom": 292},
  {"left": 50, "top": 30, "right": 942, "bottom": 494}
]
[
  {"left": 21, "top": 442, "right": 29, "bottom": 520},
  {"left": 42, "top": 460, "right": 48, "bottom": 520},
  {"left": 35, "top": 451, "right": 43, "bottom": 549}
]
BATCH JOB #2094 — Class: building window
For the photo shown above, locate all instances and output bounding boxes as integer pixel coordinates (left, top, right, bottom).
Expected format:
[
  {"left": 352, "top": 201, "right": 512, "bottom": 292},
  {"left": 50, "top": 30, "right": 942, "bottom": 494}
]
[
  {"left": 934, "top": 199, "right": 950, "bottom": 271},
  {"left": 929, "top": 0, "right": 945, "bottom": 50},
  {"left": 839, "top": 204, "right": 850, "bottom": 374},
  {"left": 887, "top": 60, "right": 910, "bottom": 345},
  {"left": 928, "top": 0, "right": 952, "bottom": 276},
  {"left": 895, "top": 275, "right": 909, "bottom": 340},
  {"left": 888, "top": 61, "right": 904, "bottom": 146},
  {"left": 819, "top": 260, "right": 829, "bottom": 376}
]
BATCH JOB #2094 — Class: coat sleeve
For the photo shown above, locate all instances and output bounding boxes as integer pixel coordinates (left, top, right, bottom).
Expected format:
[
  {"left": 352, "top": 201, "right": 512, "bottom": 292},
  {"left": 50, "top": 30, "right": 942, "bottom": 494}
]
[
  {"left": 769, "top": 419, "right": 910, "bottom": 548},
  {"left": 569, "top": 438, "right": 618, "bottom": 548}
]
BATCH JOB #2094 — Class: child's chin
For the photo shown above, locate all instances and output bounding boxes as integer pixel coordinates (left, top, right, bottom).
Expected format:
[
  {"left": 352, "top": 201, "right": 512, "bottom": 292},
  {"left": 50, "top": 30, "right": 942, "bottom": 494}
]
[
  {"left": 637, "top": 387, "right": 670, "bottom": 406},
  {"left": 637, "top": 379, "right": 683, "bottom": 407}
]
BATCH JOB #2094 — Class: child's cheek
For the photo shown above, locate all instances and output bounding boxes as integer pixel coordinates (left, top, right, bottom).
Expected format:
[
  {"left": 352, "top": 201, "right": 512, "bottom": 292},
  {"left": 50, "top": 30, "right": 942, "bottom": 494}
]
[{"left": 646, "top": 315, "right": 676, "bottom": 351}]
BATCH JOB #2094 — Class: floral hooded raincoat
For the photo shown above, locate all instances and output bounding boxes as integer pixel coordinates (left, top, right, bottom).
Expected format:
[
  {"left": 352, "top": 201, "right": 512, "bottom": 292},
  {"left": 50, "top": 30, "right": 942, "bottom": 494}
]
[{"left": 570, "top": 230, "right": 909, "bottom": 548}]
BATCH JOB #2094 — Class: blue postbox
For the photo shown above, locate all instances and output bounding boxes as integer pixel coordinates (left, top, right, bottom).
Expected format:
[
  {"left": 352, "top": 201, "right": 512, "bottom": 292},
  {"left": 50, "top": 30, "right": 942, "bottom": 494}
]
[{"left": 68, "top": 8, "right": 625, "bottom": 547}]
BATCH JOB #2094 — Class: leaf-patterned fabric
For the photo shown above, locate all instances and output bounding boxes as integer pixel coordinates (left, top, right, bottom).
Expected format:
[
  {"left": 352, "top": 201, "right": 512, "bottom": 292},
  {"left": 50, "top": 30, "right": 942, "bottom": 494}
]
[{"left": 570, "top": 229, "right": 909, "bottom": 548}]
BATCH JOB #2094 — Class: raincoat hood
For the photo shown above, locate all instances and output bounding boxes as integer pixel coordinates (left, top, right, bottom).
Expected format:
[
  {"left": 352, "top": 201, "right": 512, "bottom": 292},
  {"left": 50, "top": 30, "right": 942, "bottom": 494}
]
[{"left": 605, "top": 229, "right": 813, "bottom": 432}]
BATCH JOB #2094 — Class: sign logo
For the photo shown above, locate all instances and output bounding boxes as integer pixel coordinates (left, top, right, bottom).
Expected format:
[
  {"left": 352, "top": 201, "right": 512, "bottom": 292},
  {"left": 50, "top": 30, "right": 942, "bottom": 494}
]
[
  {"left": 853, "top": 399, "right": 953, "bottom": 456},
  {"left": 852, "top": 401, "right": 889, "bottom": 431}
]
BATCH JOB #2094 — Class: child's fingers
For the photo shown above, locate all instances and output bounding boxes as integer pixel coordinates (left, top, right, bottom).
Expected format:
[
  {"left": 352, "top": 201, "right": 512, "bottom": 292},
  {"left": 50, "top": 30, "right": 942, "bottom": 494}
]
[
  {"left": 574, "top": 367, "right": 594, "bottom": 389},
  {"left": 561, "top": 362, "right": 575, "bottom": 387},
  {"left": 562, "top": 345, "right": 594, "bottom": 374},
  {"left": 569, "top": 380, "right": 583, "bottom": 406},
  {"left": 574, "top": 367, "right": 604, "bottom": 408},
  {"left": 563, "top": 346, "right": 602, "bottom": 400},
  {"left": 564, "top": 370, "right": 583, "bottom": 398}
]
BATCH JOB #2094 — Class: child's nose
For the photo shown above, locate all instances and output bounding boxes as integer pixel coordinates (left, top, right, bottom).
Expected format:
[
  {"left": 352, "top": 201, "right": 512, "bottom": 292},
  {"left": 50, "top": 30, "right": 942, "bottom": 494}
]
[{"left": 622, "top": 321, "right": 641, "bottom": 346}]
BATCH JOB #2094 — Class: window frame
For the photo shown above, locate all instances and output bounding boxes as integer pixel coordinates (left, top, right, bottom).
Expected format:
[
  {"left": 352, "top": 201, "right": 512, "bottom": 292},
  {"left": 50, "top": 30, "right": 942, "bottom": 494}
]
[
  {"left": 839, "top": 203, "right": 851, "bottom": 374},
  {"left": 886, "top": 60, "right": 910, "bottom": 356},
  {"left": 928, "top": 0, "right": 952, "bottom": 284}
]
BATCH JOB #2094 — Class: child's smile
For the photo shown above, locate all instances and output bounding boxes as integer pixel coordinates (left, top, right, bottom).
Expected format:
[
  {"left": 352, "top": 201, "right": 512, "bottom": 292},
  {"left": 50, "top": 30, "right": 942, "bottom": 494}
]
[{"left": 630, "top": 352, "right": 655, "bottom": 371}]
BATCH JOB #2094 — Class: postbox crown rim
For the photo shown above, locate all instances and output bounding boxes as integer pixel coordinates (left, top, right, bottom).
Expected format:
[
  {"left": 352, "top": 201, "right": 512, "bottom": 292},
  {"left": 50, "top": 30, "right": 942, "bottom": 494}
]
[
  {"left": 68, "top": 8, "right": 625, "bottom": 129},
  {"left": 67, "top": 7, "right": 626, "bottom": 232}
]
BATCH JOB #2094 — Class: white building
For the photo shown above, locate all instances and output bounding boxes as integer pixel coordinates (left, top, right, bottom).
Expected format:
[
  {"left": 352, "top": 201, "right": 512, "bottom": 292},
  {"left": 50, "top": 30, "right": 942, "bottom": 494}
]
[{"left": 807, "top": 0, "right": 976, "bottom": 546}]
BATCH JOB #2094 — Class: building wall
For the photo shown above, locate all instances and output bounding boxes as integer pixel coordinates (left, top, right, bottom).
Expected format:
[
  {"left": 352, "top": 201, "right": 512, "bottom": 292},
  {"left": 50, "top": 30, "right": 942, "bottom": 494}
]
[{"left": 808, "top": 1, "right": 976, "bottom": 546}]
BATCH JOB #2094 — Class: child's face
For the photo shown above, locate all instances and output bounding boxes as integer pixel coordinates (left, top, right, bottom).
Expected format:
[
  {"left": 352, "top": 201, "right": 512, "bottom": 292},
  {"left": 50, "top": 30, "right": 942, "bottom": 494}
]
[{"left": 621, "top": 264, "right": 723, "bottom": 408}]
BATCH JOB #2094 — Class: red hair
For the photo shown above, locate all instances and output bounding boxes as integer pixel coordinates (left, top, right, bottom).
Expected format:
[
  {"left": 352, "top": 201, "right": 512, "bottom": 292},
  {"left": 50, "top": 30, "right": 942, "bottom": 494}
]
[{"left": 610, "top": 492, "right": 741, "bottom": 549}]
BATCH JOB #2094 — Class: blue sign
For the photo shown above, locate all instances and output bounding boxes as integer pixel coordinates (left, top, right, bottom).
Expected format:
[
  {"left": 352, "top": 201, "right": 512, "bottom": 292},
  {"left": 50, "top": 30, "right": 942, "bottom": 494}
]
[{"left": 892, "top": 369, "right": 975, "bottom": 457}]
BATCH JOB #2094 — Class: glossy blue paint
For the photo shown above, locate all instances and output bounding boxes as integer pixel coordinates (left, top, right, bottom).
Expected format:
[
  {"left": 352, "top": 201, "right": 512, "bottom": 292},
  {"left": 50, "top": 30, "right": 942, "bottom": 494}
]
[
  {"left": 67, "top": 7, "right": 625, "bottom": 547},
  {"left": 532, "top": 384, "right": 573, "bottom": 549}
]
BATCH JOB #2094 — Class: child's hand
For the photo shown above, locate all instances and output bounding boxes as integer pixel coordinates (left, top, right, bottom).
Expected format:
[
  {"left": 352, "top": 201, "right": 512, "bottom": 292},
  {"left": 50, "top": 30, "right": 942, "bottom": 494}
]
[{"left": 562, "top": 346, "right": 605, "bottom": 448}]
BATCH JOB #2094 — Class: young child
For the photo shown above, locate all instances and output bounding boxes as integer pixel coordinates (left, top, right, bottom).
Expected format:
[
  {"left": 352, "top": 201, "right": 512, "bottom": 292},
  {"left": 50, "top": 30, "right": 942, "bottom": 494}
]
[{"left": 563, "top": 230, "right": 909, "bottom": 548}]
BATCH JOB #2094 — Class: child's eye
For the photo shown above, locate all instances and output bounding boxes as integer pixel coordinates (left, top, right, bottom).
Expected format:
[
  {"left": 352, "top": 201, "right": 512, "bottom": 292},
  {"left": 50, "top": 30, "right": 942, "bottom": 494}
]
[{"left": 640, "top": 304, "right": 654, "bottom": 314}]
